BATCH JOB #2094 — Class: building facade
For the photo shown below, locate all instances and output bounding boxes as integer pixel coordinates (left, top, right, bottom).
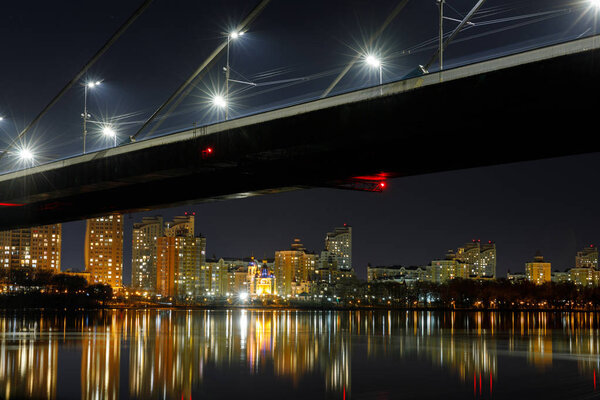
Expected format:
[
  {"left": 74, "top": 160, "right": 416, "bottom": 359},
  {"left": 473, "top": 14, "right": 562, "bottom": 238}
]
[
  {"left": 0, "top": 225, "right": 62, "bottom": 271},
  {"left": 155, "top": 215, "right": 205, "bottom": 299},
  {"left": 525, "top": 252, "right": 551, "bottom": 285},
  {"left": 455, "top": 240, "right": 496, "bottom": 278},
  {"left": 131, "top": 216, "right": 164, "bottom": 292},
  {"left": 325, "top": 225, "right": 352, "bottom": 271},
  {"left": 274, "top": 239, "right": 317, "bottom": 296},
  {"left": 85, "top": 214, "right": 123, "bottom": 289}
]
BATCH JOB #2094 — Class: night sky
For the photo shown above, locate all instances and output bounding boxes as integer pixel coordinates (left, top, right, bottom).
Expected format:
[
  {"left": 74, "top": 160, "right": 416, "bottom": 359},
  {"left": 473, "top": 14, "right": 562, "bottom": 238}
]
[{"left": 1, "top": 0, "right": 599, "bottom": 283}]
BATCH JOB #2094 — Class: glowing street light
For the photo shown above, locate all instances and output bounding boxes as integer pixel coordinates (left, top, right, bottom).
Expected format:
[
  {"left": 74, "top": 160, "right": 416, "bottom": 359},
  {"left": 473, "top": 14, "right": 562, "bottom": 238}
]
[
  {"left": 365, "top": 55, "right": 383, "bottom": 89},
  {"left": 18, "top": 148, "right": 34, "bottom": 164},
  {"left": 82, "top": 80, "right": 102, "bottom": 154},
  {"left": 225, "top": 30, "right": 246, "bottom": 120},
  {"left": 591, "top": 0, "right": 600, "bottom": 7},
  {"left": 212, "top": 95, "right": 227, "bottom": 109},
  {"left": 102, "top": 126, "right": 116, "bottom": 147}
]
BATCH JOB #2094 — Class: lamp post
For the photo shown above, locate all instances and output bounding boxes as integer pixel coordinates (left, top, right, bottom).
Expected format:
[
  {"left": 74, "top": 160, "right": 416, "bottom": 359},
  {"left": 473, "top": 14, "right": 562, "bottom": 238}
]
[
  {"left": 225, "top": 31, "right": 244, "bottom": 120},
  {"left": 82, "top": 80, "right": 101, "bottom": 154},
  {"left": 438, "top": 0, "right": 445, "bottom": 71}
]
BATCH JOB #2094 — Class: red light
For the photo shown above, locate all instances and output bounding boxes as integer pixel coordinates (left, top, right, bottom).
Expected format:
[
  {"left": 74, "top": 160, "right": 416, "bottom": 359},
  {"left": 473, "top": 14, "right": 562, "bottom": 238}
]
[
  {"left": 201, "top": 147, "right": 214, "bottom": 158},
  {"left": 0, "top": 203, "right": 23, "bottom": 207},
  {"left": 379, "top": 182, "right": 386, "bottom": 188}
]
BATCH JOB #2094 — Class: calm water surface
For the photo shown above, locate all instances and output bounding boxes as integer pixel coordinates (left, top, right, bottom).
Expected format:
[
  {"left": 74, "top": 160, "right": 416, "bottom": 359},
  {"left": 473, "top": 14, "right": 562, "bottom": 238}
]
[{"left": 0, "top": 309, "right": 599, "bottom": 399}]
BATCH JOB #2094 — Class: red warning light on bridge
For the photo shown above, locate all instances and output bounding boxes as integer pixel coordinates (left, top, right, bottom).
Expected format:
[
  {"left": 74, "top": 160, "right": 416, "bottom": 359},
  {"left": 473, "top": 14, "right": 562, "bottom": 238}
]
[{"left": 201, "top": 147, "right": 214, "bottom": 159}]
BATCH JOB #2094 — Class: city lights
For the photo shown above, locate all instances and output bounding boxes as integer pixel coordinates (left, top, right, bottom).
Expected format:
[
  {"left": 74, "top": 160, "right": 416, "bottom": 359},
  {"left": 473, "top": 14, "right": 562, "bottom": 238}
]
[{"left": 365, "top": 54, "right": 383, "bottom": 87}]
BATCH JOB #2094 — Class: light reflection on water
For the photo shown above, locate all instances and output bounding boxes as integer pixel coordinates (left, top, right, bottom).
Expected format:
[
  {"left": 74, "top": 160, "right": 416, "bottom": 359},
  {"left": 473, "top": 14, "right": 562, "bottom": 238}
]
[{"left": 0, "top": 310, "right": 599, "bottom": 399}]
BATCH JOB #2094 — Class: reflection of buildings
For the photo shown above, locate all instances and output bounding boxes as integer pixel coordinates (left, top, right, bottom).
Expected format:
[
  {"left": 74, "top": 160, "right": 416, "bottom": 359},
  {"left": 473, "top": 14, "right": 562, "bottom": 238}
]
[
  {"left": 81, "top": 316, "right": 122, "bottom": 400},
  {"left": 0, "top": 319, "right": 58, "bottom": 399},
  {"left": 5, "top": 311, "right": 600, "bottom": 398}
]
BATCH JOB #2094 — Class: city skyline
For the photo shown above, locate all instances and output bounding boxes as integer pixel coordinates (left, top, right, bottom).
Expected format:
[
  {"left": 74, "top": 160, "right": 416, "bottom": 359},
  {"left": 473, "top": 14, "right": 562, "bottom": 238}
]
[
  {"left": 2, "top": 0, "right": 599, "bottom": 284},
  {"left": 53, "top": 153, "right": 599, "bottom": 284}
]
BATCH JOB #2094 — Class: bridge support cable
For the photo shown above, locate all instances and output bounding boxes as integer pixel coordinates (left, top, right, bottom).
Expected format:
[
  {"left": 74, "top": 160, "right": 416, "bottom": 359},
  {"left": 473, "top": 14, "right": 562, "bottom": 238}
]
[
  {"left": 0, "top": 0, "right": 154, "bottom": 164},
  {"left": 127, "top": 0, "right": 271, "bottom": 143},
  {"left": 320, "top": 0, "right": 410, "bottom": 98},
  {"left": 423, "top": 0, "right": 488, "bottom": 72}
]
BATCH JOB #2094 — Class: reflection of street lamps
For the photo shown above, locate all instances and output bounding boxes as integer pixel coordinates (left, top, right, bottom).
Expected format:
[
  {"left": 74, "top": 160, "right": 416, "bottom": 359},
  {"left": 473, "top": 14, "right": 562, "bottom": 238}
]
[
  {"left": 102, "top": 126, "right": 116, "bottom": 148},
  {"left": 82, "top": 80, "right": 101, "bottom": 154},
  {"left": 225, "top": 31, "right": 244, "bottom": 120}
]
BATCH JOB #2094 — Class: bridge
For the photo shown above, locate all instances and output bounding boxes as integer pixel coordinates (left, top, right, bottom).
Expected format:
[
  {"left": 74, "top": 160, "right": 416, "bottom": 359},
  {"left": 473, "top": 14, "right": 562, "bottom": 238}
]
[{"left": 1, "top": 35, "right": 599, "bottom": 230}]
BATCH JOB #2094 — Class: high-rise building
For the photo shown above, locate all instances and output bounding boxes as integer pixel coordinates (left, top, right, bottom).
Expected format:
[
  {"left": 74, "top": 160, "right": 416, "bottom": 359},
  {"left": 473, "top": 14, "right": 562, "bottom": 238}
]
[
  {"left": 0, "top": 224, "right": 61, "bottom": 271},
  {"left": 156, "top": 236, "right": 206, "bottom": 299},
  {"left": 429, "top": 251, "right": 470, "bottom": 283},
  {"left": 85, "top": 214, "right": 123, "bottom": 289},
  {"left": 570, "top": 245, "right": 599, "bottom": 286},
  {"left": 325, "top": 225, "right": 352, "bottom": 271},
  {"left": 155, "top": 215, "right": 205, "bottom": 299},
  {"left": 576, "top": 245, "right": 598, "bottom": 269},
  {"left": 131, "top": 216, "right": 164, "bottom": 291},
  {"left": 165, "top": 214, "right": 194, "bottom": 237},
  {"left": 274, "top": 239, "right": 316, "bottom": 296},
  {"left": 525, "top": 251, "right": 551, "bottom": 285},
  {"left": 455, "top": 240, "right": 496, "bottom": 278}
]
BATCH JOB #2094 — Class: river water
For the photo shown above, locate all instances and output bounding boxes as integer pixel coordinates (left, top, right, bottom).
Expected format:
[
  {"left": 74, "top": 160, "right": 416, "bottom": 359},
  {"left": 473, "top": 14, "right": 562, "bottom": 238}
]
[{"left": 0, "top": 309, "right": 598, "bottom": 399}]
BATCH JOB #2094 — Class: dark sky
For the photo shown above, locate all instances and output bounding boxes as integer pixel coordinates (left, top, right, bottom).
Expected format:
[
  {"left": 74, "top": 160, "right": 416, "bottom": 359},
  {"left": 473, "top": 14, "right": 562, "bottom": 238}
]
[{"left": 1, "top": 0, "right": 599, "bottom": 282}]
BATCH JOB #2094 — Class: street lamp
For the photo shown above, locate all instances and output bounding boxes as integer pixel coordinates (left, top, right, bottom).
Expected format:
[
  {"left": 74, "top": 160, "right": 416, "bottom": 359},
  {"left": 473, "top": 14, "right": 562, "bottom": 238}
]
[
  {"left": 225, "top": 30, "right": 245, "bottom": 120},
  {"left": 18, "top": 148, "right": 34, "bottom": 165},
  {"left": 102, "top": 126, "right": 116, "bottom": 148},
  {"left": 592, "top": 0, "right": 600, "bottom": 7},
  {"left": 212, "top": 95, "right": 227, "bottom": 109},
  {"left": 365, "top": 55, "right": 383, "bottom": 91},
  {"left": 82, "top": 80, "right": 101, "bottom": 154}
]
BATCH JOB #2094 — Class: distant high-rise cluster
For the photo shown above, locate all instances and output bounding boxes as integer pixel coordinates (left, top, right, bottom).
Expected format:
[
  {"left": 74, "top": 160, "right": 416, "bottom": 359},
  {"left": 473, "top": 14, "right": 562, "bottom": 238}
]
[{"left": 130, "top": 214, "right": 206, "bottom": 299}]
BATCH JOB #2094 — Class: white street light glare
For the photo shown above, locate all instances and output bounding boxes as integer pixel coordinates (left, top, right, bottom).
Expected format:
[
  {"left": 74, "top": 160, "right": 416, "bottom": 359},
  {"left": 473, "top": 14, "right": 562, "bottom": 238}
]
[
  {"left": 366, "top": 55, "right": 381, "bottom": 68},
  {"left": 213, "top": 95, "right": 227, "bottom": 108},
  {"left": 102, "top": 126, "right": 116, "bottom": 137},
  {"left": 592, "top": 0, "right": 600, "bottom": 7},
  {"left": 19, "top": 148, "right": 34, "bottom": 162}
]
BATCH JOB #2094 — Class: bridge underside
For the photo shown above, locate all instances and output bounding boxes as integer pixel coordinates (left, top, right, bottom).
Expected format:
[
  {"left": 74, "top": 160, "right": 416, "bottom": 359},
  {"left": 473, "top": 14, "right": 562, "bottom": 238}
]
[{"left": 1, "top": 41, "right": 599, "bottom": 230}]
